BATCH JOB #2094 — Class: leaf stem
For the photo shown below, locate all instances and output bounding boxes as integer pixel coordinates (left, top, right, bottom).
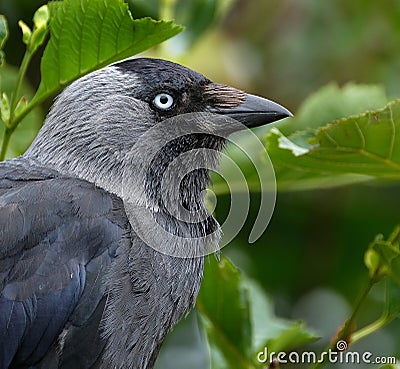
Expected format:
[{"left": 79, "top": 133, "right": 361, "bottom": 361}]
[
  {"left": 351, "top": 314, "right": 392, "bottom": 344},
  {"left": 0, "top": 128, "right": 12, "bottom": 160},
  {"left": 9, "top": 48, "right": 32, "bottom": 125},
  {"left": 0, "top": 48, "right": 33, "bottom": 160},
  {"left": 340, "top": 277, "right": 376, "bottom": 340},
  {"left": 309, "top": 277, "right": 376, "bottom": 369}
]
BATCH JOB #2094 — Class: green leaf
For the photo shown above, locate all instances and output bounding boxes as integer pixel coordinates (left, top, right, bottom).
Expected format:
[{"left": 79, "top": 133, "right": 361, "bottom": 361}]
[
  {"left": 264, "top": 322, "right": 317, "bottom": 354},
  {"left": 32, "top": 0, "right": 182, "bottom": 105},
  {"left": 364, "top": 248, "right": 381, "bottom": 279},
  {"left": 18, "top": 20, "right": 32, "bottom": 46},
  {"left": 0, "top": 15, "right": 8, "bottom": 66},
  {"left": 0, "top": 15, "right": 7, "bottom": 49},
  {"left": 33, "top": 4, "right": 50, "bottom": 29},
  {"left": 197, "top": 257, "right": 253, "bottom": 369},
  {"left": 196, "top": 257, "right": 317, "bottom": 369},
  {"left": 29, "top": 5, "right": 50, "bottom": 53},
  {"left": 266, "top": 100, "right": 400, "bottom": 191},
  {"left": 246, "top": 281, "right": 317, "bottom": 355},
  {"left": 364, "top": 226, "right": 400, "bottom": 286},
  {"left": 371, "top": 226, "right": 400, "bottom": 286},
  {"left": 278, "top": 82, "right": 389, "bottom": 135},
  {"left": 1, "top": 92, "right": 10, "bottom": 125}
]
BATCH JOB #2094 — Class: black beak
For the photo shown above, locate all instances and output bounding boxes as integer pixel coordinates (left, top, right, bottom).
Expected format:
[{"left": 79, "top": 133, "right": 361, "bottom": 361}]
[{"left": 210, "top": 93, "right": 293, "bottom": 128}]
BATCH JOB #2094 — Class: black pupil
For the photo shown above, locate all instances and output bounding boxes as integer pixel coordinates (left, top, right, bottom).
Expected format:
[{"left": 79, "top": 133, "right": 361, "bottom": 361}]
[{"left": 160, "top": 95, "right": 169, "bottom": 105}]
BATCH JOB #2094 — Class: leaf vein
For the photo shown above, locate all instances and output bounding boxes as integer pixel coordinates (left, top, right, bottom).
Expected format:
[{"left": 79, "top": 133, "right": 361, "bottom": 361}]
[
  {"left": 354, "top": 121, "right": 365, "bottom": 149},
  {"left": 78, "top": 0, "right": 88, "bottom": 75},
  {"left": 309, "top": 146, "right": 400, "bottom": 171},
  {"left": 387, "top": 103, "right": 396, "bottom": 160},
  {"left": 323, "top": 130, "right": 339, "bottom": 146}
]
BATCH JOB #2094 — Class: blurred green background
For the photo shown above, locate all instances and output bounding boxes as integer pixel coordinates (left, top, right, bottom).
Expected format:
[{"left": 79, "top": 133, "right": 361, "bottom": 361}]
[{"left": 1, "top": 1, "right": 399, "bottom": 368}]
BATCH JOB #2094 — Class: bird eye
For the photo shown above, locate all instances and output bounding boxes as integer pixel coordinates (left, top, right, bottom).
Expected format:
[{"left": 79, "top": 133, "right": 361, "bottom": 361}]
[{"left": 153, "top": 93, "right": 174, "bottom": 110}]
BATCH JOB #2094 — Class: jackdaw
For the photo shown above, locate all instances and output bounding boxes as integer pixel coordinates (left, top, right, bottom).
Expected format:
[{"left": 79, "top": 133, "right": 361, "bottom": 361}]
[{"left": 0, "top": 58, "right": 291, "bottom": 368}]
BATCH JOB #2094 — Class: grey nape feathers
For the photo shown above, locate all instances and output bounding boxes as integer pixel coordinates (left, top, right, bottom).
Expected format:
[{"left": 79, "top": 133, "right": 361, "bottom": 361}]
[{"left": 0, "top": 57, "right": 291, "bottom": 369}]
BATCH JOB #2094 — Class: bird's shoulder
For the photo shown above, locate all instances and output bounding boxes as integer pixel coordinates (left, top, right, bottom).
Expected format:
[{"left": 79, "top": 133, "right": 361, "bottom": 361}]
[{"left": 0, "top": 157, "right": 129, "bottom": 296}]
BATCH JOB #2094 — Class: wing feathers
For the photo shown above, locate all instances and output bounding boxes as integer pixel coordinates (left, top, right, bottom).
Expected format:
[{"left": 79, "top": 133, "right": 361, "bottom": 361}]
[{"left": 0, "top": 161, "right": 127, "bottom": 367}]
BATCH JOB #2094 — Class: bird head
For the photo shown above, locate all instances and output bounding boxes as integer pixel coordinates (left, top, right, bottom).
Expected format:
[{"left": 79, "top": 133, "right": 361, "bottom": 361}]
[
  {"left": 114, "top": 58, "right": 291, "bottom": 127},
  {"left": 25, "top": 58, "right": 291, "bottom": 206}
]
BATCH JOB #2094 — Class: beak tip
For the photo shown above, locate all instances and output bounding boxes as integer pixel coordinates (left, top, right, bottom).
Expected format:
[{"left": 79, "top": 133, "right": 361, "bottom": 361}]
[
  {"left": 240, "top": 95, "right": 294, "bottom": 127},
  {"left": 267, "top": 99, "right": 293, "bottom": 121},
  {"left": 280, "top": 107, "right": 294, "bottom": 119}
]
